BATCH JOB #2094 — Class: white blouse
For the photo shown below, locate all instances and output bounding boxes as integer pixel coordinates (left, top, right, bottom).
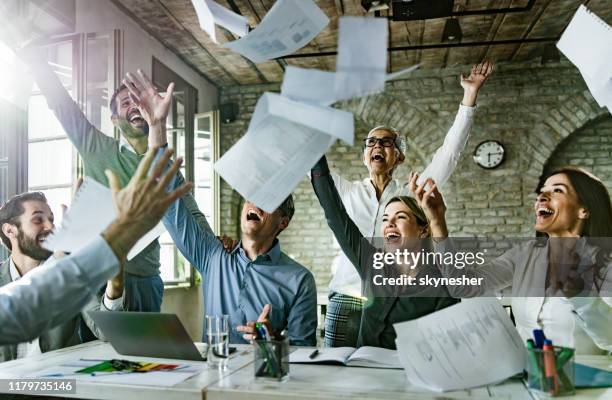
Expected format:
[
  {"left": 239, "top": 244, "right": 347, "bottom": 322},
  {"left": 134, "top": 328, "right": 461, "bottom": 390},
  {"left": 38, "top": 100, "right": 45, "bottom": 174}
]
[
  {"left": 329, "top": 104, "right": 476, "bottom": 297},
  {"left": 436, "top": 238, "right": 612, "bottom": 353}
]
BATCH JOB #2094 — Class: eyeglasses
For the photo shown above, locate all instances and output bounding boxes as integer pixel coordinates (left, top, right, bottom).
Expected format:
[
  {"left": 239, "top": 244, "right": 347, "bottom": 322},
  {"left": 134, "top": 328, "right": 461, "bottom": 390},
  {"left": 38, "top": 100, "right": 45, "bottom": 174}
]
[{"left": 363, "top": 137, "right": 397, "bottom": 148}]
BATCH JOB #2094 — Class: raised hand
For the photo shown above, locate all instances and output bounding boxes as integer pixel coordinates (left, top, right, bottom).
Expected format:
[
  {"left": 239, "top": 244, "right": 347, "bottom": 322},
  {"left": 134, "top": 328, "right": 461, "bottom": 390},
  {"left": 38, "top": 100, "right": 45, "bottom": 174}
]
[
  {"left": 460, "top": 61, "right": 493, "bottom": 107},
  {"left": 123, "top": 69, "right": 175, "bottom": 127},
  {"left": 236, "top": 304, "right": 273, "bottom": 342},
  {"left": 102, "top": 147, "right": 192, "bottom": 260},
  {"left": 409, "top": 172, "right": 448, "bottom": 238}
]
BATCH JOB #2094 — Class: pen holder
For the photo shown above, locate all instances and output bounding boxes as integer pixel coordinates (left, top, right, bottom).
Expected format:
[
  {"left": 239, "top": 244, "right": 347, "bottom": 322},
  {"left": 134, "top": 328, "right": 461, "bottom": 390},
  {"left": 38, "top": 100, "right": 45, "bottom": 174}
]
[
  {"left": 253, "top": 338, "right": 289, "bottom": 381},
  {"left": 525, "top": 345, "right": 575, "bottom": 397}
]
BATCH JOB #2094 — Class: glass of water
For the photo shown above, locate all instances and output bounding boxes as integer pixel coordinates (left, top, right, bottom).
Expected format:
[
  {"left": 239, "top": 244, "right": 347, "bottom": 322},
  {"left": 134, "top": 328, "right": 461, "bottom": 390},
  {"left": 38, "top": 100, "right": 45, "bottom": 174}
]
[{"left": 205, "top": 315, "right": 230, "bottom": 369}]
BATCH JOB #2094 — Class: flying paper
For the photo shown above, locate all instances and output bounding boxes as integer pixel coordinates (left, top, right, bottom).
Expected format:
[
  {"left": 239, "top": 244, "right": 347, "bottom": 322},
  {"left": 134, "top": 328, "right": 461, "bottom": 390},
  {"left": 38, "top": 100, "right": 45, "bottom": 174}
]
[{"left": 223, "top": 0, "right": 329, "bottom": 63}]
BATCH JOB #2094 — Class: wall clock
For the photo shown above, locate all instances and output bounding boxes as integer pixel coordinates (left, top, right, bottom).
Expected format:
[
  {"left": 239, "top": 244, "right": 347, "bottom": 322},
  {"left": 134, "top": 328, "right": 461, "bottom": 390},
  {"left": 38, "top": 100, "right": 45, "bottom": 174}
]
[{"left": 473, "top": 140, "right": 505, "bottom": 169}]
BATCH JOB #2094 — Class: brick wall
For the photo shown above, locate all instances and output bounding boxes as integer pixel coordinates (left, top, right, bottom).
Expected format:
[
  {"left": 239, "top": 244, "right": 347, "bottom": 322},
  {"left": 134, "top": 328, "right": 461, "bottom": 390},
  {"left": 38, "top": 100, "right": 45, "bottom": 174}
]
[
  {"left": 219, "top": 61, "right": 611, "bottom": 291},
  {"left": 543, "top": 115, "right": 612, "bottom": 188}
]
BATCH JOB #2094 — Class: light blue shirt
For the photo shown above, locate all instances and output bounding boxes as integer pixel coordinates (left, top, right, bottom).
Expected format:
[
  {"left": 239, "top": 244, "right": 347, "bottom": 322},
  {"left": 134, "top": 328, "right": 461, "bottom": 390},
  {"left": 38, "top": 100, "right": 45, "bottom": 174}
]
[
  {"left": 162, "top": 175, "right": 318, "bottom": 346},
  {"left": 0, "top": 236, "right": 119, "bottom": 345}
]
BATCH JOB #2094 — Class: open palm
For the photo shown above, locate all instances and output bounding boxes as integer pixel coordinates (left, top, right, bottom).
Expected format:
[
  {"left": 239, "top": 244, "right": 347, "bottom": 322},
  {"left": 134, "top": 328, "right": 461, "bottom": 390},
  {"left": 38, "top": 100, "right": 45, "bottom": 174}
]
[
  {"left": 460, "top": 61, "right": 493, "bottom": 92},
  {"left": 123, "top": 69, "right": 175, "bottom": 126}
]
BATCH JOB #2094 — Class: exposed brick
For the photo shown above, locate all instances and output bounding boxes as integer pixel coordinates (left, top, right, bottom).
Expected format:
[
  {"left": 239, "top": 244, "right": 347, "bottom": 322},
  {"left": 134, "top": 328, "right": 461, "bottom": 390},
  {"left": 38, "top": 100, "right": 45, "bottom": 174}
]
[{"left": 218, "top": 66, "right": 611, "bottom": 292}]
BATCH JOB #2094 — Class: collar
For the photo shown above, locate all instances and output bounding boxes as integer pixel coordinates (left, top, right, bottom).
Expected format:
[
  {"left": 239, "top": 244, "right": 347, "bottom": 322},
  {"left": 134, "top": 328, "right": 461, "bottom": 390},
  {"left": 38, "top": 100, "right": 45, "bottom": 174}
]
[
  {"left": 232, "top": 239, "right": 282, "bottom": 264},
  {"left": 8, "top": 255, "right": 55, "bottom": 282},
  {"left": 119, "top": 135, "right": 137, "bottom": 154},
  {"left": 8, "top": 258, "right": 21, "bottom": 282},
  {"left": 362, "top": 178, "right": 398, "bottom": 198}
]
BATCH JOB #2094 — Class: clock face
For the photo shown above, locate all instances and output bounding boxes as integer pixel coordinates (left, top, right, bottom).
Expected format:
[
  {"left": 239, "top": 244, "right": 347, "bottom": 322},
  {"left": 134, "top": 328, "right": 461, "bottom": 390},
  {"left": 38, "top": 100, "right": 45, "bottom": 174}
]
[{"left": 473, "top": 140, "right": 505, "bottom": 169}]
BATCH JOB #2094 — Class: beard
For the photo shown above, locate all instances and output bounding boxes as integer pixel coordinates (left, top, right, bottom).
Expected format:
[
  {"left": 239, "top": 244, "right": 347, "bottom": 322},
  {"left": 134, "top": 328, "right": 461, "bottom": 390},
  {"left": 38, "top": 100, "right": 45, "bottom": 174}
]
[{"left": 16, "top": 229, "right": 52, "bottom": 261}]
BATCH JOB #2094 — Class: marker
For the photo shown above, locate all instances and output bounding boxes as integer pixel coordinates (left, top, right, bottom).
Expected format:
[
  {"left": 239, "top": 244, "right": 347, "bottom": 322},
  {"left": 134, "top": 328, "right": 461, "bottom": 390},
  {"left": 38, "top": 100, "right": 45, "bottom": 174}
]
[
  {"left": 533, "top": 329, "right": 546, "bottom": 348},
  {"left": 255, "top": 322, "right": 269, "bottom": 341},
  {"left": 542, "top": 339, "right": 559, "bottom": 395},
  {"left": 308, "top": 349, "right": 319, "bottom": 360},
  {"left": 526, "top": 339, "right": 543, "bottom": 390}
]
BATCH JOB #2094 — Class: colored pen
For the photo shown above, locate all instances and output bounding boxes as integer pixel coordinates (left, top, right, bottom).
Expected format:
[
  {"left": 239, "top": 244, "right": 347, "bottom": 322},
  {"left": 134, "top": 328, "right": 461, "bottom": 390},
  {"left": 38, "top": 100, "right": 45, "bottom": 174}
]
[
  {"left": 542, "top": 339, "right": 559, "bottom": 395},
  {"left": 533, "top": 329, "right": 546, "bottom": 348},
  {"left": 526, "top": 339, "right": 543, "bottom": 390},
  {"left": 309, "top": 349, "right": 319, "bottom": 359}
]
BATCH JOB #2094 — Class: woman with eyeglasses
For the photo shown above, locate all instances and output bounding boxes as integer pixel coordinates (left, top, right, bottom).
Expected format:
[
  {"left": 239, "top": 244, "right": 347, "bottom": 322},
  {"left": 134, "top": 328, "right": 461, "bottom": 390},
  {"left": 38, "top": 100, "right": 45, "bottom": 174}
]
[{"left": 323, "top": 61, "right": 493, "bottom": 347}]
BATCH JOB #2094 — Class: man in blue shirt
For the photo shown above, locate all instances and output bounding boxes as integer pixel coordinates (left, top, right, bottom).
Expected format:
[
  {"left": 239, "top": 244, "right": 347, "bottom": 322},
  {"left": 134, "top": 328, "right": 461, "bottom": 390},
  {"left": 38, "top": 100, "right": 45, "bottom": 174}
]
[
  {"left": 123, "top": 70, "right": 318, "bottom": 346},
  {"left": 162, "top": 177, "right": 317, "bottom": 345}
]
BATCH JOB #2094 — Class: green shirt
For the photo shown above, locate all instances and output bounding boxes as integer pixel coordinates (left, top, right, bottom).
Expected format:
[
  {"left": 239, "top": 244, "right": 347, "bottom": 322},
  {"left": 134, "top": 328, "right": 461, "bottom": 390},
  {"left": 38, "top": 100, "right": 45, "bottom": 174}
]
[{"left": 31, "top": 61, "right": 210, "bottom": 276}]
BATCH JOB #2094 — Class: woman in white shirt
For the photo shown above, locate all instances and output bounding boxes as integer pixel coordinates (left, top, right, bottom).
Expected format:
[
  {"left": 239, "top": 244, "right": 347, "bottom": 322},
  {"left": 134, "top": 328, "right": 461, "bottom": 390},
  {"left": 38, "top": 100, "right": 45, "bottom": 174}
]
[
  {"left": 324, "top": 61, "right": 493, "bottom": 347},
  {"left": 413, "top": 167, "right": 612, "bottom": 352}
]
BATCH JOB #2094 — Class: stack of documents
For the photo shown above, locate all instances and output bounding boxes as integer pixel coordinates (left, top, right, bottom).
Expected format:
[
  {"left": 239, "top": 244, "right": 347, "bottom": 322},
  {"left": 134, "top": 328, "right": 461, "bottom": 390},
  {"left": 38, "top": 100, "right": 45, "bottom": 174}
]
[
  {"left": 557, "top": 5, "right": 612, "bottom": 114},
  {"left": 394, "top": 298, "right": 526, "bottom": 392},
  {"left": 43, "top": 178, "right": 165, "bottom": 260}
]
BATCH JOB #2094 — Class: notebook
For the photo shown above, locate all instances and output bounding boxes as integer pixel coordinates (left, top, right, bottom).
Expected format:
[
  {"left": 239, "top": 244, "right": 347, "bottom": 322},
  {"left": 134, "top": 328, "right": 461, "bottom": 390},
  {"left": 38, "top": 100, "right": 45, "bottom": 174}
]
[{"left": 289, "top": 346, "right": 401, "bottom": 369}]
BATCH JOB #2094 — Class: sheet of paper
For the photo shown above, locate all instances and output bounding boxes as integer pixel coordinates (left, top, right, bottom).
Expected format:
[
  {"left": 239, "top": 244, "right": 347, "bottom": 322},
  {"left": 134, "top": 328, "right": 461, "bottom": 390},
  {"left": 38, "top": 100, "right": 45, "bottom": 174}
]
[
  {"left": 191, "top": 0, "right": 248, "bottom": 44},
  {"left": 33, "top": 360, "right": 201, "bottom": 387},
  {"left": 557, "top": 5, "right": 612, "bottom": 114},
  {"left": 281, "top": 66, "right": 337, "bottom": 106},
  {"left": 334, "top": 17, "right": 388, "bottom": 102},
  {"left": 43, "top": 178, "right": 165, "bottom": 261},
  {"left": 214, "top": 92, "right": 353, "bottom": 212},
  {"left": 223, "top": 0, "right": 329, "bottom": 63},
  {"left": 281, "top": 64, "right": 419, "bottom": 106},
  {"left": 393, "top": 298, "right": 526, "bottom": 392},
  {"left": 557, "top": 5, "right": 612, "bottom": 81}
]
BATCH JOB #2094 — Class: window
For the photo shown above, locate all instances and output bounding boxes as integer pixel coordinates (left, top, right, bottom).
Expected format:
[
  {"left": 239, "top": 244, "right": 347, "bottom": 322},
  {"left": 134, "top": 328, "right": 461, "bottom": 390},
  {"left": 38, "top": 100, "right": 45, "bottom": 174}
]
[
  {"left": 27, "top": 40, "right": 76, "bottom": 226},
  {"left": 153, "top": 58, "right": 219, "bottom": 287},
  {"left": 194, "top": 112, "right": 220, "bottom": 233}
]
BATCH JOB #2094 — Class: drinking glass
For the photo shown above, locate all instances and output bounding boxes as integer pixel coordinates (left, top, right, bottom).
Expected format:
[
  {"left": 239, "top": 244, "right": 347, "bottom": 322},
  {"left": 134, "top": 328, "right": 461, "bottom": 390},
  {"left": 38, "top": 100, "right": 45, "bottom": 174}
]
[{"left": 205, "top": 315, "right": 230, "bottom": 369}]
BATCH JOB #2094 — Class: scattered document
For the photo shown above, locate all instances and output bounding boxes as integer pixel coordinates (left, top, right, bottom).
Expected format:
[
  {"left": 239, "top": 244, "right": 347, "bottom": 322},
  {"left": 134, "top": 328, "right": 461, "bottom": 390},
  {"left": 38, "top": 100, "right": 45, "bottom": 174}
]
[
  {"left": 334, "top": 17, "right": 388, "bottom": 101},
  {"left": 223, "top": 0, "right": 329, "bottom": 63},
  {"left": 281, "top": 64, "right": 419, "bottom": 106},
  {"left": 290, "top": 346, "right": 401, "bottom": 369},
  {"left": 281, "top": 66, "right": 337, "bottom": 106},
  {"left": 43, "top": 178, "right": 165, "bottom": 260},
  {"left": 191, "top": 0, "right": 249, "bottom": 44},
  {"left": 394, "top": 298, "right": 526, "bottom": 392},
  {"left": 214, "top": 92, "right": 353, "bottom": 212},
  {"left": 33, "top": 359, "right": 201, "bottom": 387},
  {"left": 557, "top": 5, "right": 612, "bottom": 112}
]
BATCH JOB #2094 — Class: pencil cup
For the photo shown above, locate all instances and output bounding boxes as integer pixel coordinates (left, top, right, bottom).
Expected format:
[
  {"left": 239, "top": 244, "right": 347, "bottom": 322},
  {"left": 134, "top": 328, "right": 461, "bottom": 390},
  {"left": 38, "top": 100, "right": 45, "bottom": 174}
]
[
  {"left": 525, "top": 345, "right": 575, "bottom": 397},
  {"left": 253, "top": 338, "right": 289, "bottom": 381}
]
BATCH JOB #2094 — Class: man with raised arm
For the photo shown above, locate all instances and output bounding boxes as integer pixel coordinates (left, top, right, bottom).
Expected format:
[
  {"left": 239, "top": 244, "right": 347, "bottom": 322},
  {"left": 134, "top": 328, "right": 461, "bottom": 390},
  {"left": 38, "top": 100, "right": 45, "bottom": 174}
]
[
  {"left": 0, "top": 148, "right": 193, "bottom": 345},
  {"left": 123, "top": 73, "right": 318, "bottom": 346}
]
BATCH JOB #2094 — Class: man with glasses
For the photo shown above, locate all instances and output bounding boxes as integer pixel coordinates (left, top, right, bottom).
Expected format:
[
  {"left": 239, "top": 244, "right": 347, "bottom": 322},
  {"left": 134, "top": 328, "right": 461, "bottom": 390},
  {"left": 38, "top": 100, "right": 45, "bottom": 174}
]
[{"left": 323, "top": 61, "right": 493, "bottom": 347}]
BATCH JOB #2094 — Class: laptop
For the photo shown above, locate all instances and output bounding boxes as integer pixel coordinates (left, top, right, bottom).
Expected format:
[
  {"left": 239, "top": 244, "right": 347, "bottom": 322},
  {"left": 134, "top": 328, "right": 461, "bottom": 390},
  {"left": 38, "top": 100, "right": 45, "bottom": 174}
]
[{"left": 87, "top": 311, "right": 206, "bottom": 361}]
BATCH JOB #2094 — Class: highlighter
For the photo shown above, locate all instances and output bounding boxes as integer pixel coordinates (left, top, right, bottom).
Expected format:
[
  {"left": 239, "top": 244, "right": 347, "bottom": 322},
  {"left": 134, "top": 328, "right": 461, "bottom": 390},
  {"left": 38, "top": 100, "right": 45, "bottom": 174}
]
[
  {"left": 542, "top": 339, "right": 559, "bottom": 395},
  {"left": 526, "top": 339, "right": 544, "bottom": 390}
]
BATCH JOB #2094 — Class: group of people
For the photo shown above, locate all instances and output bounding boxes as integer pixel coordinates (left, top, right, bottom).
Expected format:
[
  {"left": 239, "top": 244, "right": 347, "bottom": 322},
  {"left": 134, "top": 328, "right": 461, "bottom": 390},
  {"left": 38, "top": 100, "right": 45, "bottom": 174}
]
[{"left": 0, "top": 41, "right": 610, "bottom": 363}]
